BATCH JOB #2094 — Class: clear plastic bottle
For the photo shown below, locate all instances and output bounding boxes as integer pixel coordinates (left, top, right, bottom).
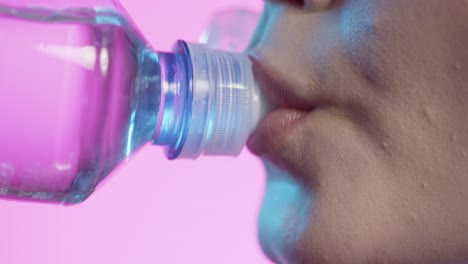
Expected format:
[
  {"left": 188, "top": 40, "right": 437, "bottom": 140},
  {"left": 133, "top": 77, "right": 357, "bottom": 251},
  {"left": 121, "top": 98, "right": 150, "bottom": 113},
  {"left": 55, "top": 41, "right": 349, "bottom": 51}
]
[
  {"left": 0, "top": 1, "right": 270, "bottom": 204},
  {"left": 200, "top": 8, "right": 260, "bottom": 53}
]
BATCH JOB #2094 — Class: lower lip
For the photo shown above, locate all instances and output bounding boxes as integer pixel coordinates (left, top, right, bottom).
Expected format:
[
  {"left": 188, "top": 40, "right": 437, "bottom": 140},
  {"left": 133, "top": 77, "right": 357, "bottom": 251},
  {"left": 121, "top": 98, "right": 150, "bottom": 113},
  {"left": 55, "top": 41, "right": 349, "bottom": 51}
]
[{"left": 247, "top": 108, "right": 309, "bottom": 156}]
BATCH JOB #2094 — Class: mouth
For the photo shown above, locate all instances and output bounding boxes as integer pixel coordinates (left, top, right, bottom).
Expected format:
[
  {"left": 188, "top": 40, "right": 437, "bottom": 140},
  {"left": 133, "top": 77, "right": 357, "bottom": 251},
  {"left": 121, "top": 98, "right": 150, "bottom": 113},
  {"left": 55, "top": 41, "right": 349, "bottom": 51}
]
[
  {"left": 247, "top": 57, "right": 315, "bottom": 157},
  {"left": 247, "top": 108, "right": 309, "bottom": 156}
]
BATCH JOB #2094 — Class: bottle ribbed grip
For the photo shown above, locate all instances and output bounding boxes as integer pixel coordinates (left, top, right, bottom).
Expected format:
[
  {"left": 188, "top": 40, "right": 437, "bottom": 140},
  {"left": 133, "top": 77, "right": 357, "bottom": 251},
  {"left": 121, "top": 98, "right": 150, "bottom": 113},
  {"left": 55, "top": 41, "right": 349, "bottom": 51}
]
[{"left": 178, "top": 43, "right": 265, "bottom": 158}]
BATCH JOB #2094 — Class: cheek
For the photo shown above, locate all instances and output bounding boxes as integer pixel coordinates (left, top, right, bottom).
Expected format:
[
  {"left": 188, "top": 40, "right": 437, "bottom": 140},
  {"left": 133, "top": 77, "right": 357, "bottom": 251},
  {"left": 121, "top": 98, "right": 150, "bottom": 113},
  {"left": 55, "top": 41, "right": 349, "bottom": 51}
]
[
  {"left": 286, "top": 114, "right": 401, "bottom": 263},
  {"left": 336, "top": 2, "right": 383, "bottom": 84},
  {"left": 338, "top": 0, "right": 376, "bottom": 45},
  {"left": 258, "top": 160, "right": 314, "bottom": 264}
]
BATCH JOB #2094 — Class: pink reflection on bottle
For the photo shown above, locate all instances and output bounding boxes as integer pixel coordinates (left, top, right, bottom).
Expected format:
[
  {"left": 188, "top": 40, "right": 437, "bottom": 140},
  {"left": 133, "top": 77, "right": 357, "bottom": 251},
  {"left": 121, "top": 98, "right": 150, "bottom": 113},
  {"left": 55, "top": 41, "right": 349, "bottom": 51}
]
[
  {"left": 0, "top": 3, "right": 268, "bottom": 204},
  {"left": 0, "top": 4, "right": 149, "bottom": 203}
]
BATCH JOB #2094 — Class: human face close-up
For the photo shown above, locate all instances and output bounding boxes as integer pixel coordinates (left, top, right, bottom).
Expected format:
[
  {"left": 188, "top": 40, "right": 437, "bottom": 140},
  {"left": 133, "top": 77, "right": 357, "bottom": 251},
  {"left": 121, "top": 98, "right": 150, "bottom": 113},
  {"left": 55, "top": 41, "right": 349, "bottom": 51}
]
[{"left": 247, "top": 0, "right": 468, "bottom": 263}]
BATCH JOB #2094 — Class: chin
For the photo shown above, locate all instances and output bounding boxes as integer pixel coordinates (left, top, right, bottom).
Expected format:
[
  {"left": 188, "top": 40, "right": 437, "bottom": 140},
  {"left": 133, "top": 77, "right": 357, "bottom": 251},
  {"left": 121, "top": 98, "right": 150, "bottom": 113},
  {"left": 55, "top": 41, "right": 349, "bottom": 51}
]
[{"left": 258, "top": 160, "right": 313, "bottom": 264}]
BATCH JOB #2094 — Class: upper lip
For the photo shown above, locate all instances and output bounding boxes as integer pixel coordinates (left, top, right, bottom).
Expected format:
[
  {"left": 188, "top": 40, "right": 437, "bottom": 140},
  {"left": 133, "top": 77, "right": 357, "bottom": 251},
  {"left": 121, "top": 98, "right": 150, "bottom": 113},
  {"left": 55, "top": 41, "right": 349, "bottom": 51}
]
[
  {"left": 249, "top": 55, "right": 316, "bottom": 112},
  {"left": 246, "top": 52, "right": 316, "bottom": 157}
]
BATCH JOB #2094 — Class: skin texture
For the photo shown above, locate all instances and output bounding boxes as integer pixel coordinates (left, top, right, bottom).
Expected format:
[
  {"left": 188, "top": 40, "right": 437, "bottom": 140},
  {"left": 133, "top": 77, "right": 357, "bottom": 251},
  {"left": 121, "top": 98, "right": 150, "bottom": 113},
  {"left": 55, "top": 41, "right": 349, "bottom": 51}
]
[{"left": 246, "top": 0, "right": 468, "bottom": 263}]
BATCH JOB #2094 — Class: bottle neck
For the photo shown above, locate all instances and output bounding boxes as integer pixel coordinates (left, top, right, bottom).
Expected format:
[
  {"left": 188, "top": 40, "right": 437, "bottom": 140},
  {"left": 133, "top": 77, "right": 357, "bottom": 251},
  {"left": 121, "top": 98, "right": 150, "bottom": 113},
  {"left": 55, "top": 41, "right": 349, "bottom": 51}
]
[
  {"left": 152, "top": 46, "right": 192, "bottom": 159},
  {"left": 124, "top": 48, "right": 161, "bottom": 155},
  {"left": 146, "top": 41, "right": 272, "bottom": 160}
]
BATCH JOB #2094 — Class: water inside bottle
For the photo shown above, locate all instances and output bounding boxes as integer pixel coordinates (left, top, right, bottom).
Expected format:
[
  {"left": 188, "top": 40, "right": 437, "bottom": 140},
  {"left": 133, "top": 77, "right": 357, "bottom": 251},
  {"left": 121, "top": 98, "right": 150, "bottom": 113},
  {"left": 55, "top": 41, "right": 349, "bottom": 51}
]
[{"left": 0, "top": 5, "right": 160, "bottom": 203}]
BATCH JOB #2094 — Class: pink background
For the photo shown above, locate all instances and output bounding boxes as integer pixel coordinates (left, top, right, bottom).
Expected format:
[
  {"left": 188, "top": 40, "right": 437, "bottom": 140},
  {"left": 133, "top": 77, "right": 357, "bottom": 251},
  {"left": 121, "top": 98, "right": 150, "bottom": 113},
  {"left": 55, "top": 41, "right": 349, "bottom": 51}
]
[{"left": 0, "top": 0, "right": 272, "bottom": 263}]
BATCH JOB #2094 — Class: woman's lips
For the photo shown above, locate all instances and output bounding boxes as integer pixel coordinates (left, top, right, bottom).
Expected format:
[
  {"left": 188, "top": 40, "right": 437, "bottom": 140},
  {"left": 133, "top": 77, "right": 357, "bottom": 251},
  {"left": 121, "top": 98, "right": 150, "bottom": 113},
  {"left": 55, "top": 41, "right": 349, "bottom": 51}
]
[
  {"left": 247, "top": 108, "right": 309, "bottom": 156},
  {"left": 248, "top": 57, "right": 314, "bottom": 157},
  {"left": 247, "top": 61, "right": 326, "bottom": 207}
]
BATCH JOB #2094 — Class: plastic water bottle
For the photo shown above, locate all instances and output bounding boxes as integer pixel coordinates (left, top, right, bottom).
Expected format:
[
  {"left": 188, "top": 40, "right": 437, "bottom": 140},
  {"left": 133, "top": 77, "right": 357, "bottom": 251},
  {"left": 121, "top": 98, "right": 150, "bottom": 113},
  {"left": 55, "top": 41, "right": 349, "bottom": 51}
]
[
  {"left": 0, "top": 1, "right": 270, "bottom": 204},
  {"left": 200, "top": 8, "right": 260, "bottom": 53}
]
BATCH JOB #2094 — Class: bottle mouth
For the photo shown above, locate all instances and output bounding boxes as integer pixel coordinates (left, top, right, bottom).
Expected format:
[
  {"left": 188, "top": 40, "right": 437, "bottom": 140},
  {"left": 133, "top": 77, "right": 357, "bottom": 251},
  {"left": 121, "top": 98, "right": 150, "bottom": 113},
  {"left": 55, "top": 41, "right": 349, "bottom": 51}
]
[{"left": 154, "top": 41, "right": 271, "bottom": 159}]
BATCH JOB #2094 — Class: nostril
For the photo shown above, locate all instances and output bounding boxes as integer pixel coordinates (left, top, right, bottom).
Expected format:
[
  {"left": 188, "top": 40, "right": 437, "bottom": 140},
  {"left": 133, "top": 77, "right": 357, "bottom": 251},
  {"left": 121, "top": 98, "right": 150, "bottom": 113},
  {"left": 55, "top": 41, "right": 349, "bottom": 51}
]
[
  {"left": 268, "top": 0, "right": 305, "bottom": 8},
  {"left": 303, "top": 0, "right": 334, "bottom": 10},
  {"left": 289, "top": 0, "right": 306, "bottom": 7},
  {"left": 267, "top": 0, "right": 333, "bottom": 11}
]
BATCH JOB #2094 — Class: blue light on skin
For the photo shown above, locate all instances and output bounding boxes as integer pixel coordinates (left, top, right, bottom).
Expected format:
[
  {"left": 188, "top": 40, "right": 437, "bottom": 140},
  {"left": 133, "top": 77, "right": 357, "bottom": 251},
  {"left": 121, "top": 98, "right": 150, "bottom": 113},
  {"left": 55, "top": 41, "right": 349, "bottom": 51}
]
[
  {"left": 258, "top": 160, "right": 313, "bottom": 264},
  {"left": 338, "top": 1, "right": 375, "bottom": 60},
  {"left": 246, "top": 4, "right": 313, "bottom": 262}
]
